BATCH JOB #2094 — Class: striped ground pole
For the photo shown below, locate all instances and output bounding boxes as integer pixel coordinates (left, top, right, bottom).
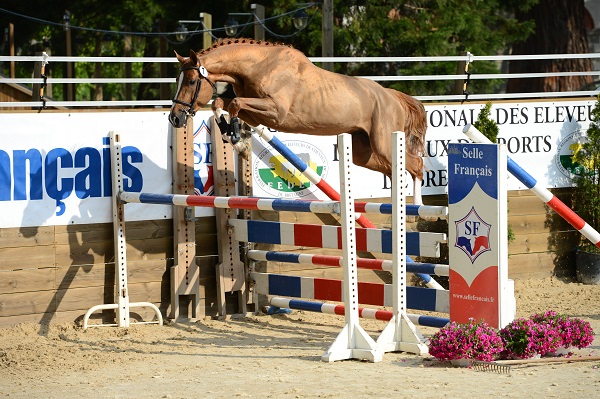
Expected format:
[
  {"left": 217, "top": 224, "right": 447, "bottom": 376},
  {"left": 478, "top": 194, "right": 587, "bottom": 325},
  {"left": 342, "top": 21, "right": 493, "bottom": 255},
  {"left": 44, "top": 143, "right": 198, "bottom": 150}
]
[
  {"left": 230, "top": 219, "right": 445, "bottom": 258},
  {"left": 463, "top": 124, "right": 600, "bottom": 249},
  {"left": 269, "top": 297, "right": 450, "bottom": 328},
  {"left": 247, "top": 249, "right": 450, "bottom": 277},
  {"left": 251, "top": 124, "right": 445, "bottom": 289},
  {"left": 251, "top": 272, "right": 450, "bottom": 313}
]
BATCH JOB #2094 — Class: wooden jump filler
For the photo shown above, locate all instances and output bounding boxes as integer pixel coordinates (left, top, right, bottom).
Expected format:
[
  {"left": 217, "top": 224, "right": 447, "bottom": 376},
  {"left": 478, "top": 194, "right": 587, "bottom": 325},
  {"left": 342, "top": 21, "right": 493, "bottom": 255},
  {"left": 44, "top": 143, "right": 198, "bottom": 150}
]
[
  {"left": 210, "top": 115, "right": 249, "bottom": 317},
  {"left": 170, "top": 122, "right": 202, "bottom": 320}
]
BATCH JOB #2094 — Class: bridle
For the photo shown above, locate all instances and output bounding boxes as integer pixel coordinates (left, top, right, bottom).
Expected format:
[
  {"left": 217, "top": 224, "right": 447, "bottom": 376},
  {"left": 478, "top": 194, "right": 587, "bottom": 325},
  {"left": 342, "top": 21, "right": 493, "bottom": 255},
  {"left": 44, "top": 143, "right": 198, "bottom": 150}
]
[{"left": 172, "top": 65, "right": 217, "bottom": 117}]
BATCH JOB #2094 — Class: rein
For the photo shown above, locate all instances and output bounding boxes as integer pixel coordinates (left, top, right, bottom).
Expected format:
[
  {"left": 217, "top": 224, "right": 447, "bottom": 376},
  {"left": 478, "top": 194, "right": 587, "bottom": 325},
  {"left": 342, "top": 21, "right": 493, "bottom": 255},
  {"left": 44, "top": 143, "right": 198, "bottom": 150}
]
[{"left": 172, "top": 65, "right": 217, "bottom": 117}]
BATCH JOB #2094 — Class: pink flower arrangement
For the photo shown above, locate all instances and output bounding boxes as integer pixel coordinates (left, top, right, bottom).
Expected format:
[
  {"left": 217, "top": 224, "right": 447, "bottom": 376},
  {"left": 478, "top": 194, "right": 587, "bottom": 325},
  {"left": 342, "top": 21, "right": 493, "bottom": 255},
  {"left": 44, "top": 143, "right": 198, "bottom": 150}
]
[
  {"left": 498, "top": 317, "right": 561, "bottom": 358},
  {"left": 427, "top": 311, "right": 595, "bottom": 362},
  {"left": 530, "top": 310, "right": 595, "bottom": 350},
  {"left": 565, "top": 317, "right": 595, "bottom": 348},
  {"left": 428, "top": 318, "right": 504, "bottom": 362}
]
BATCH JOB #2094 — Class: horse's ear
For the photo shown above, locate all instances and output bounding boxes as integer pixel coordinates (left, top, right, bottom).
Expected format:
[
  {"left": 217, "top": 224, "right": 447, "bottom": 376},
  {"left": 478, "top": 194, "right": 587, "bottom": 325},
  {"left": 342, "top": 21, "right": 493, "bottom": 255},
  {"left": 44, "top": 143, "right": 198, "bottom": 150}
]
[
  {"left": 174, "top": 50, "right": 185, "bottom": 64},
  {"left": 189, "top": 49, "right": 199, "bottom": 65}
]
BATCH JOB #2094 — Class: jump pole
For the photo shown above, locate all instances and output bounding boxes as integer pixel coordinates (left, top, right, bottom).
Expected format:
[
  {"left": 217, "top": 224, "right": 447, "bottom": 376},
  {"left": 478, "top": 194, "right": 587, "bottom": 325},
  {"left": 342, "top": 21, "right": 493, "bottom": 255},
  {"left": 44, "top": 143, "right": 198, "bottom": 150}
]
[
  {"left": 463, "top": 124, "right": 600, "bottom": 249},
  {"left": 247, "top": 249, "right": 449, "bottom": 276},
  {"left": 250, "top": 125, "right": 375, "bottom": 228},
  {"left": 269, "top": 297, "right": 450, "bottom": 328},
  {"left": 118, "top": 192, "right": 447, "bottom": 219}
]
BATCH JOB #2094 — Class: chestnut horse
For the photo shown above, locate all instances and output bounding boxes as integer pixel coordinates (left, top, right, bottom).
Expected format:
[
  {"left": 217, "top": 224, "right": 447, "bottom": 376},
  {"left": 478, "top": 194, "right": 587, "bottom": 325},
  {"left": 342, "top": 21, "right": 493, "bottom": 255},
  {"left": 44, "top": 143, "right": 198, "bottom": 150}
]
[{"left": 168, "top": 38, "right": 427, "bottom": 203}]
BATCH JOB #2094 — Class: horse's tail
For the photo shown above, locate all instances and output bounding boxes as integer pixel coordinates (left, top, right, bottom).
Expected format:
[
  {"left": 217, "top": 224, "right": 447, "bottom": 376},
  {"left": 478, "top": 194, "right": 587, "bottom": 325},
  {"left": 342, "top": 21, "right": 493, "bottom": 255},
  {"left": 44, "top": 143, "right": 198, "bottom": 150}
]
[{"left": 390, "top": 90, "right": 427, "bottom": 180}]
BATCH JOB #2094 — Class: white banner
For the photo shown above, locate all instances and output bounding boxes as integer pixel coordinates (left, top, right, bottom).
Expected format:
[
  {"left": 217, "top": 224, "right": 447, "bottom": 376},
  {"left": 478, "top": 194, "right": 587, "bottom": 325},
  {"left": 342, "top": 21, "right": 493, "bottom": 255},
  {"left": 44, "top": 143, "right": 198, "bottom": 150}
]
[
  {"left": 422, "top": 101, "right": 592, "bottom": 192},
  {"left": 0, "top": 99, "right": 593, "bottom": 227},
  {"left": 1, "top": 112, "right": 173, "bottom": 227}
]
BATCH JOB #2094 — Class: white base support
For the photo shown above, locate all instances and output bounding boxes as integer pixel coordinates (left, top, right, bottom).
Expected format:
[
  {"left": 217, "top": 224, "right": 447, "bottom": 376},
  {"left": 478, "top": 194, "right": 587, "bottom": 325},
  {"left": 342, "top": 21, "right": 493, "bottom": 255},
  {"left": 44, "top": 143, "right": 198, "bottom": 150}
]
[
  {"left": 83, "top": 302, "right": 163, "bottom": 329},
  {"left": 83, "top": 131, "right": 165, "bottom": 330},
  {"left": 321, "top": 323, "right": 382, "bottom": 363},
  {"left": 376, "top": 313, "right": 428, "bottom": 355},
  {"left": 374, "top": 131, "right": 429, "bottom": 356},
  {"left": 319, "top": 133, "right": 382, "bottom": 363}
]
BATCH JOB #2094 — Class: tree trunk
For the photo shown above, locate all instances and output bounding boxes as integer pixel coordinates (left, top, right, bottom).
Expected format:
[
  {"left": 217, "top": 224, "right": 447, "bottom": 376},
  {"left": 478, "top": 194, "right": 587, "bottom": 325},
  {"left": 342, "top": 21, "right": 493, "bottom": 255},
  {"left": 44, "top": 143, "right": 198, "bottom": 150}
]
[
  {"left": 93, "top": 33, "right": 103, "bottom": 101},
  {"left": 507, "top": 0, "right": 592, "bottom": 93}
]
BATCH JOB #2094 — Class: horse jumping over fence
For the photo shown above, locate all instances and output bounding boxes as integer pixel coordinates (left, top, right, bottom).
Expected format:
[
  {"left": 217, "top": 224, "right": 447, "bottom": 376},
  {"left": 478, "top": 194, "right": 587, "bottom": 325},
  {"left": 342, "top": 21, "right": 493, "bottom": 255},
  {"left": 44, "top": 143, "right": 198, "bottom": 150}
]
[{"left": 168, "top": 38, "right": 428, "bottom": 204}]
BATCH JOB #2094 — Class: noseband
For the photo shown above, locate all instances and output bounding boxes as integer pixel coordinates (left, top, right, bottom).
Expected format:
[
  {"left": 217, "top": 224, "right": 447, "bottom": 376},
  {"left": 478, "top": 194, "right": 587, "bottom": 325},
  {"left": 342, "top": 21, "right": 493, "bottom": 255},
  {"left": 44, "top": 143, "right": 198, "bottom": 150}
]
[{"left": 172, "top": 65, "right": 217, "bottom": 117}]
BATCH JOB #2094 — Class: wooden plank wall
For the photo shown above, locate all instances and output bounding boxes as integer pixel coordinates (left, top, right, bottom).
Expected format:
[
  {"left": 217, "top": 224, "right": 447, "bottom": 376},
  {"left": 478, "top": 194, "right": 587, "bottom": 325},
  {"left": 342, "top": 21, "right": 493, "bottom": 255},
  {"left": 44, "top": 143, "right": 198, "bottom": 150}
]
[
  {"left": 506, "top": 188, "right": 578, "bottom": 277},
  {"left": 0, "top": 216, "right": 219, "bottom": 328}
]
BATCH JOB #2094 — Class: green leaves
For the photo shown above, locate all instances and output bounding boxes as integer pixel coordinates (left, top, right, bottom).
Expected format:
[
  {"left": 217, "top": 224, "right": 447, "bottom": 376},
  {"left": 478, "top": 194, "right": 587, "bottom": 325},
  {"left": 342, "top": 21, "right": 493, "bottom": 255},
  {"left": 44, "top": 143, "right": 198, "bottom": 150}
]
[
  {"left": 273, "top": 1, "right": 538, "bottom": 96},
  {"left": 474, "top": 102, "right": 499, "bottom": 143},
  {"left": 572, "top": 94, "right": 600, "bottom": 240}
]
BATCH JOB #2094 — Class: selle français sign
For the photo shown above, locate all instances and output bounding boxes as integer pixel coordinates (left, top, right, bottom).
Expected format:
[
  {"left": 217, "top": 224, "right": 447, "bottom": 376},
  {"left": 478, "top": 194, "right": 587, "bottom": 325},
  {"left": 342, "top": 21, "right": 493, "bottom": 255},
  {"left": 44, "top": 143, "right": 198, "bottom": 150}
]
[
  {"left": 0, "top": 99, "right": 594, "bottom": 228},
  {"left": 447, "top": 143, "right": 513, "bottom": 328}
]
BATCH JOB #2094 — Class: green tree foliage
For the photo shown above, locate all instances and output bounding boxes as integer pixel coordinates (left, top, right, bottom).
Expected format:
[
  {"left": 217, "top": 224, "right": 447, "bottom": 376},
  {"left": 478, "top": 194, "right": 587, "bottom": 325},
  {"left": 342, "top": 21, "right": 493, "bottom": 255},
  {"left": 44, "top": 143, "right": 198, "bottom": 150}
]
[
  {"left": 273, "top": 0, "right": 539, "bottom": 95},
  {"left": 571, "top": 95, "right": 600, "bottom": 248},
  {"left": 473, "top": 102, "right": 499, "bottom": 142}
]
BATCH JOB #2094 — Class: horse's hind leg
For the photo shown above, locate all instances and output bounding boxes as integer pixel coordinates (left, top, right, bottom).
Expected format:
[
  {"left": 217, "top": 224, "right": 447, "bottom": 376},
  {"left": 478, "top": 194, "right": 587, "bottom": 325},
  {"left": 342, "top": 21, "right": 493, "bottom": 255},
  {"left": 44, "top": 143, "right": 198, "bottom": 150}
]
[
  {"left": 359, "top": 128, "right": 425, "bottom": 208},
  {"left": 350, "top": 132, "right": 378, "bottom": 172},
  {"left": 405, "top": 151, "right": 424, "bottom": 206}
]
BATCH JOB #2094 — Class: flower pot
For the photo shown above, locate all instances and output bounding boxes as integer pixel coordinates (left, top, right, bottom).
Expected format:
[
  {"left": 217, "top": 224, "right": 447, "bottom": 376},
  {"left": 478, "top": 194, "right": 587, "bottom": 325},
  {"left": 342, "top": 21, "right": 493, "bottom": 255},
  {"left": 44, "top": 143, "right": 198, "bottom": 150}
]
[
  {"left": 545, "top": 347, "right": 572, "bottom": 357},
  {"left": 576, "top": 248, "right": 600, "bottom": 285},
  {"left": 511, "top": 353, "right": 541, "bottom": 360},
  {"left": 450, "top": 358, "right": 472, "bottom": 367}
]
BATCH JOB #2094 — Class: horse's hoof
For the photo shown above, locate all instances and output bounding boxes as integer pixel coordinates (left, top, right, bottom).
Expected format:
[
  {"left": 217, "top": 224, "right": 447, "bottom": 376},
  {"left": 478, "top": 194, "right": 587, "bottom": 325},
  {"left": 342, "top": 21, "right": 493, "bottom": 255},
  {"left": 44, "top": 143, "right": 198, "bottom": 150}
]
[
  {"left": 217, "top": 115, "right": 229, "bottom": 134},
  {"left": 228, "top": 117, "right": 242, "bottom": 144}
]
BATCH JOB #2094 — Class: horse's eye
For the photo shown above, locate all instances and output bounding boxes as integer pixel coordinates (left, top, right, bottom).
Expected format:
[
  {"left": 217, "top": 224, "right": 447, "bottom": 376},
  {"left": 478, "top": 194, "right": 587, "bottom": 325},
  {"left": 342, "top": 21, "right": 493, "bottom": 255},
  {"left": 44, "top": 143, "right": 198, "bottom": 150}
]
[{"left": 188, "top": 79, "right": 196, "bottom": 86}]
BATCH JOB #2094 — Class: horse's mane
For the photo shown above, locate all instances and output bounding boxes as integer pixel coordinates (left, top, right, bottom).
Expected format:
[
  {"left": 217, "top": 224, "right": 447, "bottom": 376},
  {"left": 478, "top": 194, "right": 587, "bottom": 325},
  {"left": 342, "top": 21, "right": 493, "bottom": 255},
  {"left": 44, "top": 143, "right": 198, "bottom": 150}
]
[{"left": 198, "top": 37, "right": 292, "bottom": 55}]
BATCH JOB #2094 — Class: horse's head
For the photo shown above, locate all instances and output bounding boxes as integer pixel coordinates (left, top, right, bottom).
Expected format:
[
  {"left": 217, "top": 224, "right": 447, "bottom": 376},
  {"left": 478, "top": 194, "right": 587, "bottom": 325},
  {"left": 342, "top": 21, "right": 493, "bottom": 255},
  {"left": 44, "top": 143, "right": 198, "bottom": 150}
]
[{"left": 169, "top": 50, "right": 216, "bottom": 128}]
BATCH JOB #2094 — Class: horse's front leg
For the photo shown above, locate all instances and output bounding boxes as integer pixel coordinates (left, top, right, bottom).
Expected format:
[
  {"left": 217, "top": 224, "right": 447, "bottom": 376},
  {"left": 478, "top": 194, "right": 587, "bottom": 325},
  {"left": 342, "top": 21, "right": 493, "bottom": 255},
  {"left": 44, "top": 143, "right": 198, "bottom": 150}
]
[
  {"left": 211, "top": 97, "right": 242, "bottom": 144},
  {"left": 227, "top": 97, "right": 288, "bottom": 129},
  {"left": 216, "top": 97, "right": 286, "bottom": 146},
  {"left": 211, "top": 98, "right": 230, "bottom": 134},
  {"left": 211, "top": 98, "right": 251, "bottom": 157}
]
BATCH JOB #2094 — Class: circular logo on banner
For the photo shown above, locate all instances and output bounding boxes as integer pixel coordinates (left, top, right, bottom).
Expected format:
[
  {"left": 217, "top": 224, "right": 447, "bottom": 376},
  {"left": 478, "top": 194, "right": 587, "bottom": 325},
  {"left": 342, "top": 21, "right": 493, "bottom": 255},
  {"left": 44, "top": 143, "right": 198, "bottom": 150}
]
[
  {"left": 555, "top": 129, "right": 587, "bottom": 179},
  {"left": 253, "top": 140, "right": 329, "bottom": 198}
]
